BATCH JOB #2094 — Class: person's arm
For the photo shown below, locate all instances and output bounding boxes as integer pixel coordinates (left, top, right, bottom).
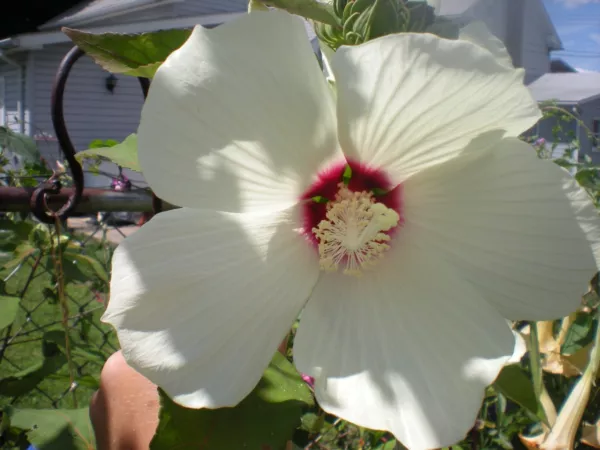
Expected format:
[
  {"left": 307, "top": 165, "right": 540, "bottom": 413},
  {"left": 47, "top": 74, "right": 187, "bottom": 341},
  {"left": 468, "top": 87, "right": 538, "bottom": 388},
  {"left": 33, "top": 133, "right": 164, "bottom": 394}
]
[
  {"left": 90, "top": 337, "right": 290, "bottom": 450},
  {"left": 90, "top": 351, "right": 160, "bottom": 450}
]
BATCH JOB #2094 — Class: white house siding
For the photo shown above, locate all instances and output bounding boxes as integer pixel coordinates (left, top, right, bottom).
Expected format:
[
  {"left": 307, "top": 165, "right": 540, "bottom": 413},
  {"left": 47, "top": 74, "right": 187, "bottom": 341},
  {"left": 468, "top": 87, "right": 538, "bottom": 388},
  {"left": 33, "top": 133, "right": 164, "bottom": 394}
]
[
  {"left": 536, "top": 114, "right": 577, "bottom": 161},
  {"left": 580, "top": 98, "right": 600, "bottom": 164},
  {"left": 534, "top": 99, "right": 600, "bottom": 165},
  {"left": 81, "top": 4, "right": 180, "bottom": 27},
  {"left": 521, "top": 0, "right": 551, "bottom": 84},
  {"left": 32, "top": 43, "right": 145, "bottom": 187},
  {"left": 0, "top": 54, "right": 28, "bottom": 133},
  {"left": 174, "top": 0, "right": 247, "bottom": 16}
]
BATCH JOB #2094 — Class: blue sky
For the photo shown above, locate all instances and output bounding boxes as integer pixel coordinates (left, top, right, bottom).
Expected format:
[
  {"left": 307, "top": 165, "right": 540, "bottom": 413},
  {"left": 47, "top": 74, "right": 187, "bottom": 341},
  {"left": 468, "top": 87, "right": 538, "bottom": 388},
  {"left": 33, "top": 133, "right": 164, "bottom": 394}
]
[{"left": 543, "top": 0, "right": 600, "bottom": 71}]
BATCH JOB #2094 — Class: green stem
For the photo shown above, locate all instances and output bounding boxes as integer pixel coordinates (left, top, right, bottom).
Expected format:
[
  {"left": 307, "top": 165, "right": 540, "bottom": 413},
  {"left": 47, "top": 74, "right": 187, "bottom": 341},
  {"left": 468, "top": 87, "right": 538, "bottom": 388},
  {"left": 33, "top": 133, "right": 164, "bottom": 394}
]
[
  {"left": 529, "top": 322, "right": 549, "bottom": 425},
  {"left": 586, "top": 309, "right": 600, "bottom": 380},
  {"left": 52, "top": 219, "right": 78, "bottom": 408}
]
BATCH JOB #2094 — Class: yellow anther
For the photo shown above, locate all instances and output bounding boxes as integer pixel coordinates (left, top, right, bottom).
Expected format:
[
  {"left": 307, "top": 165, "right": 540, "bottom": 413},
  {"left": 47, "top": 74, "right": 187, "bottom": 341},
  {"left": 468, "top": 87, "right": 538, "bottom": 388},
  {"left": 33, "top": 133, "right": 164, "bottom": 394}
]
[{"left": 312, "top": 184, "right": 400, "bottom": 276}]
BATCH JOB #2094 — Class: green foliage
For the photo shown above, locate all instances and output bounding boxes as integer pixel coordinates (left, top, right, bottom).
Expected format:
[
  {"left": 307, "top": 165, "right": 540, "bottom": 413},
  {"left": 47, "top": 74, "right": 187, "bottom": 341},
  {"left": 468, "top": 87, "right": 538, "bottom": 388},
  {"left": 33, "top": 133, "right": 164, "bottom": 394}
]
[
  {"left": 493, "top": 364, "right": 546, "bottom": 423},
  {"left": 151, "top": 352, "right": 314, "bottom": 450},
  {"left": 0, "top": 339, "right": 67, "bottom": 398},
  {"left": 87, "top": 139, "right": 118, "bottom": 149},
  {"left": 63, "top": 28, "right": 192, "bottom": 78},
  {"left": 0, "top": 214, "right": 116, "bottom": 418},
  {"left": 0, "top": 127, "right": 41, "bottom": 162},
  {"left": 9, "top": 407, "right": 95, "bottom": 450},
  {"left": 76, "top": 133, "right": 140, "bottom": 172},
  {"left": 0, "top": 296, "right": 20, "bottom": 330},
  {"left": 561, "top": 312, "right": 596, "bottom": 355},
  {"left": 260, "top": 0, "right": 339, "bottom": 25},
  {"left": 315, "top": 0, "right": 436, "bottom": 50},
  {"left": 0, "top": 219, "right": 35, "bottom": 268}
]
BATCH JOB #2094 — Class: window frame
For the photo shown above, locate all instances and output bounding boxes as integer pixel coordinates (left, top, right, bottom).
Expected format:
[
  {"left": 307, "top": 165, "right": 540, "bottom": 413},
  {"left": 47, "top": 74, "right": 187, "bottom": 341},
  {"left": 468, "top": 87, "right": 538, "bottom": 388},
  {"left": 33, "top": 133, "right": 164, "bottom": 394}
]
[{"left": 0, "top": 76, "right": 5, "bottom": 127}]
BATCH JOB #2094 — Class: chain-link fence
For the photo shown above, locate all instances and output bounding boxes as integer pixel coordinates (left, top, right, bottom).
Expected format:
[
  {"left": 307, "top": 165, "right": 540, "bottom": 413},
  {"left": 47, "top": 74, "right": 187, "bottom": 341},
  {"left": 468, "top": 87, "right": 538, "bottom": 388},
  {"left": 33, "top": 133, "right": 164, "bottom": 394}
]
[
  {"left": 0, "top": 204, "right": 145, "bottom": 410},
  {"left": 0, "top": 44, "right": 154, "bottom": 421}
]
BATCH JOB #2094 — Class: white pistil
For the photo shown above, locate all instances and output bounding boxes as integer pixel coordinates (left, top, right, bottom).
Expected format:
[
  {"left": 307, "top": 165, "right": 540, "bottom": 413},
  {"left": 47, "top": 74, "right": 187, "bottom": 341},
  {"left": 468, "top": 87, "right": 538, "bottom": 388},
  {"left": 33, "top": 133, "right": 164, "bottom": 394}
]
[{"left": 312, "top": 184, "right": 400, "bottom": 276}]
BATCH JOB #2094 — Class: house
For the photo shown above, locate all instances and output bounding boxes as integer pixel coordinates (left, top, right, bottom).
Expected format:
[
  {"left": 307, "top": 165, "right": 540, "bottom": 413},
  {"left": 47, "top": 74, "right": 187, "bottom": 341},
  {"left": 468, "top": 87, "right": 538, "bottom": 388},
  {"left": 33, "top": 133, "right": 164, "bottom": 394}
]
[
  {"left": 528, "top": 73, "right": 600, "bottom": 162},
  {"left": 0, "top": 0, "right": 252, "bottom": 187},
  {"left": 0, "top": 0, "right": 561, "bottom": 187},
  {"left": 551, "top": 58, "right": 577, "bottom": 73},
  {"left": 438, "top": 0, "right": 562, "bottom": 84}
]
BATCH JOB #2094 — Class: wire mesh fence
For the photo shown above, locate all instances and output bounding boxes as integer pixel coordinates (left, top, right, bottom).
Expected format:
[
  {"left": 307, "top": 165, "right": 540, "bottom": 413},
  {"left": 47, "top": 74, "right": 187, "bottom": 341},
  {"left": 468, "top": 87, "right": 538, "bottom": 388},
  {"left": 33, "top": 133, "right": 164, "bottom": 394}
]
[
  {"left": 0, "top": 43, "right": 154, "bottom": 421},
  {"left": 0, "top": 208, "right": 142, "bottom": 410}
]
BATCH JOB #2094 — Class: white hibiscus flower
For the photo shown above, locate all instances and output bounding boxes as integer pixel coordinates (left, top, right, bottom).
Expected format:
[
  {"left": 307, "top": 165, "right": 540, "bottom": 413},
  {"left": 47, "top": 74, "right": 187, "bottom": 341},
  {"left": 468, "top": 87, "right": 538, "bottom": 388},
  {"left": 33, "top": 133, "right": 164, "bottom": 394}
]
[{"left": 103, "top": 10, "right": 600, "bottom": 450}]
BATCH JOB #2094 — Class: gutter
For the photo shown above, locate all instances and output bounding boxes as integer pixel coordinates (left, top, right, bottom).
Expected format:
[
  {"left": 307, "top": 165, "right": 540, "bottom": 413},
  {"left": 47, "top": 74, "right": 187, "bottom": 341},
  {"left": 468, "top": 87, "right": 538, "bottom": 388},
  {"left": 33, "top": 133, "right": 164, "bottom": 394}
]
[
  {"left": 13, "top": 12, "right": 244, "bottom": 49},
  {"left": 0, "top": 38, "right": 19, "bottom": 49},
  {"left": 0, "top": 50, "right": 25, "bottom": 134}
]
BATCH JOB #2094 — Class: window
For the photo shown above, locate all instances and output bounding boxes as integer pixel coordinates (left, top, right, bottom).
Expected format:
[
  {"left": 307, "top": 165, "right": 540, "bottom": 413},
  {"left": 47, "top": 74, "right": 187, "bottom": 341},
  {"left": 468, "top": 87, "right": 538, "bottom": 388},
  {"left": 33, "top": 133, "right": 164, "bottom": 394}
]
[{"left": 0, "top": 77, "right": 5, "bottom": 127}]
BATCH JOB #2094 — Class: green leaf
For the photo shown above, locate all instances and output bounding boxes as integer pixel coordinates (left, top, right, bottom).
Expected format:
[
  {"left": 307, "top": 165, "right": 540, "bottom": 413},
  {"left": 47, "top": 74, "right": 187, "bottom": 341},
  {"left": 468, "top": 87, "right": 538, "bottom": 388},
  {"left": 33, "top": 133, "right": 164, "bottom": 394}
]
[
  {"left": 0, "top": 127, "right": 41, "bottom": 162},
  {"left": 64, "top": 251, "right": 109, "bottom": 283},
  {"left": 561, "top": 312, "right": 596, "bottom": 354},
  {"left": 0, "top": 219, "right": 34, "bottom": 252},
  {"left": 0, "top": 340, "right": 67, "bottom": 397},
  {"left": 1, "top": 242, "right": 38, "bottom": 271},
  {"left": 493, "top": 364, "right": 546, "bottom": 423},
  {"left": 63, "top": 28, "right": 191, "bottom": 78},
  {"left": 88, "top": 138, "right": 118, "bottom": 149},
  {"left": 0, "top": 296, "right": 20, "bottom": 330},
  {"left": 76, "top": 133, "right": 140, "bottom": 172},
  {"left": 10, "top": 408, "right": 95, "bottom": 450},
  {"left": 375, "top": 439, "right": 400, "bottom": 450},
  {"left": 48, "top": 373, "right": 100, "bottom": 390},
  {"left": 260, "top": 0, "right": 339, "bottom": 26},
  {"left": 150, "top": 352, "right": 314, "bottom": 450},
  {"left": 300, "top": 412, "right": 325, "bottom": 434},
  {"left": 367, "top": 0, "right": 402, "bottom": 38}
]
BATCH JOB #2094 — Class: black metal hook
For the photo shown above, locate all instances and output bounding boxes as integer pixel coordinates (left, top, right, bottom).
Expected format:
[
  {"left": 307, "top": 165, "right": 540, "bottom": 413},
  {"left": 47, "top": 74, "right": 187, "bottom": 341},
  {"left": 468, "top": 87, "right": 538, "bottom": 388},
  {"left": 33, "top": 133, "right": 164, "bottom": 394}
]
[
  {"left": 31, "top": 46, "right": 158, "bottom": 222},
  {"left": 31, "top": 46, "right": 85, "bottom": 224}
]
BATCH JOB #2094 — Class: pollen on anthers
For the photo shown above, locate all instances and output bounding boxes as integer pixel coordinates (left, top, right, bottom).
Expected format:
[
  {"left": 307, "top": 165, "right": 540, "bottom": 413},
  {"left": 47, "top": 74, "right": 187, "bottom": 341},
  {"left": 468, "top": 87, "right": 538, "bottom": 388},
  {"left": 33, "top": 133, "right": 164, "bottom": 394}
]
[{"left": 312, "top": 183, "right": 400, "bottom": 276}]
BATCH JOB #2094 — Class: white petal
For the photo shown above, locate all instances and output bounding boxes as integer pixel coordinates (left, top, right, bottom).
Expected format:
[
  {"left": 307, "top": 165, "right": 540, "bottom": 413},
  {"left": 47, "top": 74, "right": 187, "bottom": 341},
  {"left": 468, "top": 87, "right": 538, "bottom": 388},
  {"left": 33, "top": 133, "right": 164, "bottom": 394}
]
[
  {"left": 404, "top": 137, "right": 600, "bottom": 320},
  {"left": 103, "top": 207, "right": 319, "bottom": 408},
  {"left": 509, "top": 327, "right": 528, "bottom": 364},
  {"left": 294, "top": 242, "right": 515, "bottom": 450},
  {"left": 331, "top": 33, "right": 540, "bottom": 184},
  {"left": 138, "top": 11, "right": 339, "bottom": 212},
  {"left": 459, "top": 22, "right": 514, "bottom": 68}
]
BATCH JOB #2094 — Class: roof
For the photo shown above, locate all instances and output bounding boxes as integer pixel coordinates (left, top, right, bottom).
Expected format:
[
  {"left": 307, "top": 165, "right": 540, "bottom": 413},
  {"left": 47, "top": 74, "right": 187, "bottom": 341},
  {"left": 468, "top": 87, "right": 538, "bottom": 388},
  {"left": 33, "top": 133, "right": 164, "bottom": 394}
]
[
  {"left": 40, "top": 0, "right": 173, "bottom": 29},
  {"left": 435, "top": 0, "right": 561, "bottom": 50},
  {"left": 528, "top": 73, "right": 600, "bottom": 104},
  {"left": 39, "top": 0, "right": 248, "bottom": 29},
  {"left": 550, "top": 59, "right": 577, "bottom": 73}
]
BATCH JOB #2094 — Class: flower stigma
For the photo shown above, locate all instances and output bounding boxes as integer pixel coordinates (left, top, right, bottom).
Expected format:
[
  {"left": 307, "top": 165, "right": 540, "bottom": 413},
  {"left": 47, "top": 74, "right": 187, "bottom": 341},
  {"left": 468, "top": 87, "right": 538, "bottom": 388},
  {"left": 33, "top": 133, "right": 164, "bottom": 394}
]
[{"left": 313, "top": 184, "right": 400, "bottom": 275}]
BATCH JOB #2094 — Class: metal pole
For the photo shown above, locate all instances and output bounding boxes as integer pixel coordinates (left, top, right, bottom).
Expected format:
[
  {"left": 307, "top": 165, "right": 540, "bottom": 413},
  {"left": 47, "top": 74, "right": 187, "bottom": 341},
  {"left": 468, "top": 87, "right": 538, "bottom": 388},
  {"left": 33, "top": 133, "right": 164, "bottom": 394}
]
[{"left": 0, "top": 187, "right": 174, "bottom": 214}]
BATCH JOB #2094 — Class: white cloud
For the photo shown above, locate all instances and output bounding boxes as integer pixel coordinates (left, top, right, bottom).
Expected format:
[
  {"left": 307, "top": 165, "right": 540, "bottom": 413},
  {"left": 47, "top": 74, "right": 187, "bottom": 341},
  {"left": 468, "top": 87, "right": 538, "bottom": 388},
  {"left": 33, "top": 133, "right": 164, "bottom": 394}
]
[
  {"left": 556, "top": 0, "right": 600, "bottom": 8},
  {"left": 575, "top": 67, "right": 595, "bottom": 72}
]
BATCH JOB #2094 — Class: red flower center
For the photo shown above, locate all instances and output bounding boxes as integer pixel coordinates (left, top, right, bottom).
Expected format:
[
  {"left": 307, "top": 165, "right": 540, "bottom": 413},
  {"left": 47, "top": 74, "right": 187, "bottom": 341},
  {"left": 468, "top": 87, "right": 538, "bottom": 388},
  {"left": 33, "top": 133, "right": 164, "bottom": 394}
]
[{"left": 301, "top": 159, "right": 403, "bottom": 246}]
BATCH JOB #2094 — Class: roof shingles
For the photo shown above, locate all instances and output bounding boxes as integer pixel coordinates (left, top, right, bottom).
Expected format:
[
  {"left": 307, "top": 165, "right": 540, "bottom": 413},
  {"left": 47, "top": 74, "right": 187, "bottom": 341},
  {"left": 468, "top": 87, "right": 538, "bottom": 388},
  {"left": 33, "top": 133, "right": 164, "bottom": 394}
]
[{"left": 528, "top": 73, "right": 600, "bottom": 104}]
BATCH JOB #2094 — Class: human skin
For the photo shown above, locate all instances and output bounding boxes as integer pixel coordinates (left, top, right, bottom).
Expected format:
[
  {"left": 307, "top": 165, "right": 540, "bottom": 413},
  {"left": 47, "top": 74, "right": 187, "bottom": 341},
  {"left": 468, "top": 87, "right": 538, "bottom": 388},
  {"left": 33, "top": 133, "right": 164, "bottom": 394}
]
[{"left": 90, "top": 339, "right": 290, "bottom": 449}]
